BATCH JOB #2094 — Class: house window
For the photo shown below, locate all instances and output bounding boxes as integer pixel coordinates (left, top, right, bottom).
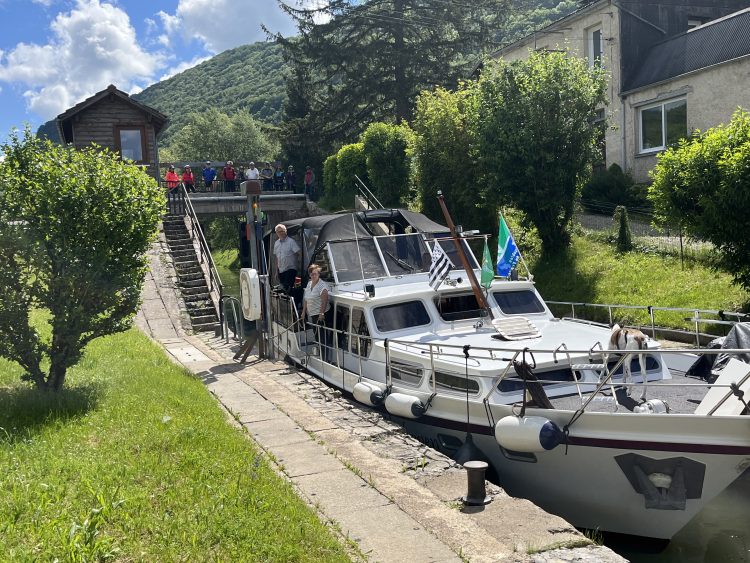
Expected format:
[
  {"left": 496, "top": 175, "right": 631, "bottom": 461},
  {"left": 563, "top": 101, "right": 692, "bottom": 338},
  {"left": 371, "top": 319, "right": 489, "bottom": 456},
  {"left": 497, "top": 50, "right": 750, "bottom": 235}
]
[
  {"left": 588, "top": 26, "right": 603, "bottom": 67},
  {"left": 115, "top": 127, "right": 146, "bottom": 162},
  {"left": 639, "top": 98, "right": 687, "bottom": 153}
]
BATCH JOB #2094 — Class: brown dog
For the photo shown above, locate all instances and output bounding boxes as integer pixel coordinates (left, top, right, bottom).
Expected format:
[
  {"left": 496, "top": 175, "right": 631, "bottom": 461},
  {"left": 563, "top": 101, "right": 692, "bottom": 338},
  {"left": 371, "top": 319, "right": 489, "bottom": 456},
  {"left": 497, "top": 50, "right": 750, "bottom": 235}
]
[{"left": 609, "top": 324, "right": 649, "bottom": 400}]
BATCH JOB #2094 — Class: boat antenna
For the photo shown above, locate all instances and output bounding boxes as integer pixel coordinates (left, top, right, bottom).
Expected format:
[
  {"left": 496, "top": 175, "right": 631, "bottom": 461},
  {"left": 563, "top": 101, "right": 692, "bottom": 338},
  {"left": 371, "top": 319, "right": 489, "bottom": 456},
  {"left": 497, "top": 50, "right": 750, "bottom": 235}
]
[
  {"left": 436, "top": 192, "right": 493, "bottom": 319},
  {"left": 352, "top": 213, "right": 367, "bottom": 295}
]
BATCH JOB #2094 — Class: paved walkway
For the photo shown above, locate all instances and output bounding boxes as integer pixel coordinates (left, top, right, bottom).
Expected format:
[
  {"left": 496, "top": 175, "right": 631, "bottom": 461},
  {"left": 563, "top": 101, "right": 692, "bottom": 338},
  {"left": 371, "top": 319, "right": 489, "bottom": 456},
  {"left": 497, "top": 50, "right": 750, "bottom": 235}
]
[{"left": 136, "top": 234, "right": 625, "bottom": 563}]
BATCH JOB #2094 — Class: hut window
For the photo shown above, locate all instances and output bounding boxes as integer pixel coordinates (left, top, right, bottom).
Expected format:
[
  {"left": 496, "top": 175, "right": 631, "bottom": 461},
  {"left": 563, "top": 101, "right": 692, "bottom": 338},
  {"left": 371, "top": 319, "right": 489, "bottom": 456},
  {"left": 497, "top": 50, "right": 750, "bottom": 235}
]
[{"left": 116, "top": 127, "right": 145, "bottom": 162}]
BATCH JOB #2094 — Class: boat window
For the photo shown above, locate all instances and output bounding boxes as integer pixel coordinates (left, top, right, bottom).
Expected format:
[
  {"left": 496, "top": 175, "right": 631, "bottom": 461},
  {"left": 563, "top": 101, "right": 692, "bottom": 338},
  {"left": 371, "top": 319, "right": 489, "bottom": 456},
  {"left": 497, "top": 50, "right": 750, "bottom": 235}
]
[
  {"left": 376, "top": 234, "right": 431, "bottom": 275},
  {"left": 426, "top": 239, "right": 479, "bottom": 270},
  {"left": 372, "top": 301, "right": 431, "bottom": 332},
  {"left": 435, "top": 371, "right": 480, "bottom": 394},
  {"left": 434, "top": 293, "right": 485, "bottom": 321},
  {"left": 351, "top": 307, "right": 371, "bottom": 357},
  {"left": 390, "top": 360, "right": 423, "bottom": 386},
  {"left": 329, "top": 240, "right": 386, "bottom": 282},
  {"left": 335, "top": 304, "right": 350, "bottom": 352},
  {"left": 498, "top": 367, "right": 576, "bottom": 393},
  {"left": 492, "top": 290, "right": 545, "bottom": 315}
]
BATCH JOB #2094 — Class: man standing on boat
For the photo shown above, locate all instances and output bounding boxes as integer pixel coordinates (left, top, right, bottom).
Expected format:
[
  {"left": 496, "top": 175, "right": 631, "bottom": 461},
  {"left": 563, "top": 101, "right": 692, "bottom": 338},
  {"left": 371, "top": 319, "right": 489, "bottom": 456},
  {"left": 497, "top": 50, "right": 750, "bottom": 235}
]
[{"left": 274, "top": 223, "right": 301, "bottom": 293}]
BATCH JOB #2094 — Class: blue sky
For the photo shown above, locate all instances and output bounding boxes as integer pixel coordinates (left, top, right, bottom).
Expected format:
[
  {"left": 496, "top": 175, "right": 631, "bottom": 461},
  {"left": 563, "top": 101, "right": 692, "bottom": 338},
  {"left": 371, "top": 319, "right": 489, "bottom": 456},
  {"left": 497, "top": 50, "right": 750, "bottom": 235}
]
[{"left": 0, "top": 0, "right": 302, "bottom": 143}]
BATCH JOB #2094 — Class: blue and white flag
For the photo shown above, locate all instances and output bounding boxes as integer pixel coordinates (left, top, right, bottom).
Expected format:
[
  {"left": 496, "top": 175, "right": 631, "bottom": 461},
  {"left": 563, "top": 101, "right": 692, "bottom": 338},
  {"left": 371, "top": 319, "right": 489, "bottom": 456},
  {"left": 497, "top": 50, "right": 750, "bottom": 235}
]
[
  {"left": 429, "top": 243, "right": 453, "bottom": 290},
  {"left": 496, "top": 212, "right": 521, "bottom": 277}
]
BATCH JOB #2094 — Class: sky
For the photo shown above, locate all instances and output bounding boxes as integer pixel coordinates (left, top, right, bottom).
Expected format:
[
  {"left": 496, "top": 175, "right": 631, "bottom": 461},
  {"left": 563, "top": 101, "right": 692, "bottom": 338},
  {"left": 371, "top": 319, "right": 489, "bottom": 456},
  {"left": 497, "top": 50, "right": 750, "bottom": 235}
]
[{"left": 0, "top": 0, "right": 302, "bottom": 143}]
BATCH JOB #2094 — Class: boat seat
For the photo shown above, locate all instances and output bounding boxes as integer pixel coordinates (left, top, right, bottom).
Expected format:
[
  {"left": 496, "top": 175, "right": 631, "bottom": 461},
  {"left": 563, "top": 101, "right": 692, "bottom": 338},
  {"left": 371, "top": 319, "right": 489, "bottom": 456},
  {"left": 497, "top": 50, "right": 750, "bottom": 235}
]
[{"left": 694, "top": 358, "right": 750, "bottom": 415}]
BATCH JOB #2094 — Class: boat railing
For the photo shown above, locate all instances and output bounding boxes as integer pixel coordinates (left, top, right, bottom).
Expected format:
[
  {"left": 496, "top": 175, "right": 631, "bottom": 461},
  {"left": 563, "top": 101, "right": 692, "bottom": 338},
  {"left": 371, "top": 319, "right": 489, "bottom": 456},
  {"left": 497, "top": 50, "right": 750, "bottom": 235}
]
[
  {"left": 547, "top": 300, "right": 750, "bottom": 344},
  {"left": 221, "top": 296, "right": 244, "bottom": 343}
]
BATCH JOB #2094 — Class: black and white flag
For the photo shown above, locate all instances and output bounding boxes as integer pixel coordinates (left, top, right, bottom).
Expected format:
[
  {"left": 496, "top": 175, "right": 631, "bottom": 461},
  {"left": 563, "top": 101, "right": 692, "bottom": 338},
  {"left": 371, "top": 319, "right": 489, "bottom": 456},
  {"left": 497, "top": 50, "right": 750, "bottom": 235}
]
[{"left": 428, "top": 243, "right": 453, "bottom": 290}]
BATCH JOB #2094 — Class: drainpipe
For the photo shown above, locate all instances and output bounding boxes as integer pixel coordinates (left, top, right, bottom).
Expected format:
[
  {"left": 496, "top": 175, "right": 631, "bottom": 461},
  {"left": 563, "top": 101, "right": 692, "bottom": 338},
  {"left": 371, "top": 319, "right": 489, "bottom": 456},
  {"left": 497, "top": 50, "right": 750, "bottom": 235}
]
[{"left": 621, "top": 94, "right": 627, "bottom": 173}]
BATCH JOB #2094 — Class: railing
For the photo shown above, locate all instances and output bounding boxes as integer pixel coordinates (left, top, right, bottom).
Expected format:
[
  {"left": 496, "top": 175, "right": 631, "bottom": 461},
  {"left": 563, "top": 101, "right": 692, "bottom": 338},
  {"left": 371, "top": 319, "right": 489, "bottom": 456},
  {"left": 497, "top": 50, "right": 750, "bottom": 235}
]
[
  {"left": 221, "top": 296, "right": 244, "bottom": 342},
  {"left": 160, "top": 180, "right": 295, "bottom": 194},
  {"left": 166, "top": 184, "right": 224, "bottom": 329},
  {"left": 546, "top": 300, "right": 750, "bottom": 345},
  {"left": 354, "top": 174, "right": 384, "bottom": 210}
]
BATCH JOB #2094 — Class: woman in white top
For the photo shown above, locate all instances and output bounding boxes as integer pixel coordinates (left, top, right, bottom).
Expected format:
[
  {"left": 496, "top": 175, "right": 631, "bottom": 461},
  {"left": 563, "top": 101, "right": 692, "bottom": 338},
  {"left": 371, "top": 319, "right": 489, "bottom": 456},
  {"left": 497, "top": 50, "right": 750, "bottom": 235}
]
[{"left": 300, "top": 264, "right": 332, "bottom": 360}]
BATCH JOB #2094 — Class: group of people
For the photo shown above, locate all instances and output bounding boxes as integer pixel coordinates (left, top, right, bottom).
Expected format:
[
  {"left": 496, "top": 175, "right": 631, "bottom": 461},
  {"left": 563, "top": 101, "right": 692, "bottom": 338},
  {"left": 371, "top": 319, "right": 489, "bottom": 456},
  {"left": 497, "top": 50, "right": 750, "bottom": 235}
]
[
  {"left": 164, "top": 161, "right": 317, "bottom": 197},
  {"left": 273, "top": 223, "right": 331, "bottom": 355}
]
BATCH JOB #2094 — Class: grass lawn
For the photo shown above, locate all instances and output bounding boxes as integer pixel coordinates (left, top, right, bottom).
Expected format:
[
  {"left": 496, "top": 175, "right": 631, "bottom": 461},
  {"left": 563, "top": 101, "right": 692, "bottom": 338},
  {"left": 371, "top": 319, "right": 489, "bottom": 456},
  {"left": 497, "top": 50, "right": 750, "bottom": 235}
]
[
  {"left": 214, "top": 248, "right": 241, "bottom": 299},
  {"left": 533, "top": 235, "right": 750, "bottom": 330},
  {"left": 0, "top": 328, "right": 351, "bottom": 562}
]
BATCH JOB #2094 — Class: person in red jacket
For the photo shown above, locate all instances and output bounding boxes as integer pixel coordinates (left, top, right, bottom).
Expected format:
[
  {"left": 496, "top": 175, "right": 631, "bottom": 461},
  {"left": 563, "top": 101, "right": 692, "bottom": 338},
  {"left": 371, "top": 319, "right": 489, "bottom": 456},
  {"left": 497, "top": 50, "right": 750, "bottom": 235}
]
[
  {"left": 222, "top": 160, "right": 237, "bottom": 193},
  {"left": 181, "top": 165, "right": 195, "bottom": 193},
  {"left": 164, "top": 165, "right": 179, "bottom": 190}
]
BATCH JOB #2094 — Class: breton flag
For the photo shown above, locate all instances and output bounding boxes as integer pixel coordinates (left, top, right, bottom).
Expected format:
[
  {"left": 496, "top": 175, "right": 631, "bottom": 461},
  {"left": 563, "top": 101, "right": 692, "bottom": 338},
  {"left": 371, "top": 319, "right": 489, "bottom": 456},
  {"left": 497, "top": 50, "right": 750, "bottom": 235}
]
[
  {"left": 428, "top": 243, "right": 453, "bottom": 290},
  {"left": 496, "top": 212, "right": 521, "bottom": 277}
]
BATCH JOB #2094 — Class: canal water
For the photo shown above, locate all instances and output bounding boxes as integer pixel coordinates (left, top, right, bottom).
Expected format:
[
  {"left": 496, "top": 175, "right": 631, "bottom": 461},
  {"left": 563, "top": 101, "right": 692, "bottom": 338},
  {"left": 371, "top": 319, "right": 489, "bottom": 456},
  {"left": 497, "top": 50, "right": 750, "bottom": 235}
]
[{"left": 606, "top": 469, "right": 750, "bottom": 562}]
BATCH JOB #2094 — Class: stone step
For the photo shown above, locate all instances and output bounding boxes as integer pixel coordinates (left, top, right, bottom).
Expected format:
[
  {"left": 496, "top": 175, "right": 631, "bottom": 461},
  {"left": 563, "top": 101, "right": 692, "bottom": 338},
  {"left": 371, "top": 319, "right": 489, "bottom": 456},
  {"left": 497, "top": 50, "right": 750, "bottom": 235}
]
[
  {"left": 177, "top": 271, "right": 205, "bottom": 282},
  {"left": 179, "top": 278, "right": 208, "bottom": 289},
  {"left": 175, "top": 262, "right": 201, "bottom": 272},
  {"left": 191, "top": 314, "right": 219, "bottom": 325},
  {"left": 188, "top": 306, "right": 217, "bottom": 317},
  {"left": 183, "top": 286, "right": 209, "bottom": 296},
  {"left": 171, "top": 247, "right": 196, "bottom": 256},
  {"left": 184, "top": 293, "right": 210, "bottom": 303},
  {"left": 168, "top": 242, "right": 193, "bottom": 250},
  {"left": 192, "top": 322, "right": 219, "bottom": 333},
  {"left": 166, "top": 238, "right": 191, "bottom": 246},
  {"left": 174, "top": 258, "right": 199, "bottom": 267}
]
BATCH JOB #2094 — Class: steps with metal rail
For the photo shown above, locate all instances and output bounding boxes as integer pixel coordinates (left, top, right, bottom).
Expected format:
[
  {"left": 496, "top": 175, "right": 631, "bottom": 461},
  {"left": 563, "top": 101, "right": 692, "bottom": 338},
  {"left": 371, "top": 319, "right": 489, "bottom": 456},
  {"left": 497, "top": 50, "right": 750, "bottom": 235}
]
[{"left": 162, "top": 215, "right": 219, "bottom": 333}]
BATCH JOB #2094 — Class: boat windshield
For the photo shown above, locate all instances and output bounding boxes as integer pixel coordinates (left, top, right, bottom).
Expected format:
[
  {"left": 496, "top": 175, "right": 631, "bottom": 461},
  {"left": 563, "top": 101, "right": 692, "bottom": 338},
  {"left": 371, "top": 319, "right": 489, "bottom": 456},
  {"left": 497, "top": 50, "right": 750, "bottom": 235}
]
[{"left": 327, "top": 233, "right": 479, "bottom": 283}]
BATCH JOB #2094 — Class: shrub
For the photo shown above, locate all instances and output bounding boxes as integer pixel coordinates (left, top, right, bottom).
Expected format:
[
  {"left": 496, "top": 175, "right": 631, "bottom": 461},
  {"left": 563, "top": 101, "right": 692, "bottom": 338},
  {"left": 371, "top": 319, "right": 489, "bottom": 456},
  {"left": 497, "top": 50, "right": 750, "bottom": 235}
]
[
  {"left": 333, "top": 143, "right": 366, "bottom": 210},
  {"left": 613, "top": 205, "right": 633, "bottom": 252},
  {"left": 361, "top": 122, "right": 412, "bottom": 208},
  {"left": 581, "top": 163, "right": 646, "bottom": 212},
  {"left": 321, "top": 153, "right": 338, "bottom": 205}
]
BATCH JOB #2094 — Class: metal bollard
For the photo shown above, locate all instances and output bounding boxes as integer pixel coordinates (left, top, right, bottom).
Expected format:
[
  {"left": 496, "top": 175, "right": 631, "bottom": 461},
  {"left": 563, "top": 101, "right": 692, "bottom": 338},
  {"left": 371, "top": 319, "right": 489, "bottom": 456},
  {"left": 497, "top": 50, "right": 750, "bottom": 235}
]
[{"left": 462, "top": 460, "right": 492, "bottom": 506}]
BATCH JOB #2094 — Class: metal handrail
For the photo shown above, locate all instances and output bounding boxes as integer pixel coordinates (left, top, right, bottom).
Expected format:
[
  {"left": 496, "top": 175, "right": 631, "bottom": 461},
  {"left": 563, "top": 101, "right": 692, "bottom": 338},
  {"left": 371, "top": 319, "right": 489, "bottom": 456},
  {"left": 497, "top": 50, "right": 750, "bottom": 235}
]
[
  {"left": 221, "top": 296, "right": 244, "bottom": 342},
  {"left": 169, "top": 184, "right": 224, "bottom": 329},
  {"left": 354, "top": 174, "right": 384, "bottom": 210}
]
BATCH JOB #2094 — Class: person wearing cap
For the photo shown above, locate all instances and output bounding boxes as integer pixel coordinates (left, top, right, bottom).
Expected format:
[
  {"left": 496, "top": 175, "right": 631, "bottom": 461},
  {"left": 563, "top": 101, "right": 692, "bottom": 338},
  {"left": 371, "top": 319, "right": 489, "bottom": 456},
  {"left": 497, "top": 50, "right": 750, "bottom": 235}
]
[
  {"left": 181, "top": 165, "right": 195, "bottom": 193},
  {"left": 202, "top": 161, "right": 216, "bottom": 192},
  {"left": 285, "top": 165, "right": 296, "bottom": 193},
  {"left": 245, "top": 161, "right": 259, "bottom": 180},
  {"left": 273, "top": 223, "right": 301, "bottom": 293},
  {"left": 222, "top": 160, "right": 237, "bottom": 193},
  {"left": 260, "top": 162, "right": 273, "bottom": 192},
  {"left": 164, "top": 165, "right": 179, "bottom": 190}
]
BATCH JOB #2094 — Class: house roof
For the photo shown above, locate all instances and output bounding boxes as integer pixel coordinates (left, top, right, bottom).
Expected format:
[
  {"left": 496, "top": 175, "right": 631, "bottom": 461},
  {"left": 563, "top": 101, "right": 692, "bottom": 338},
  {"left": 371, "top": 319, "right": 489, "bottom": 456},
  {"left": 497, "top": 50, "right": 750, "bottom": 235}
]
[
  {"left": 56, "top": 84, "right": 168, "bottom": 133},
  {"left": 624, "top": 7, "right": 750, "bottom": 93}
]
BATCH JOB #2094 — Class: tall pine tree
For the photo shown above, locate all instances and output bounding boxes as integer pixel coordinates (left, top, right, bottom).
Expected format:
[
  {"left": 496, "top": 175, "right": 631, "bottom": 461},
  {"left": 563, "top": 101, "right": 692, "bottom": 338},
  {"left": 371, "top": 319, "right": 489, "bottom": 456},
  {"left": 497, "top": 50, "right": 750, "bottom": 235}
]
[{"left": 270, "top": 0, "right": 510, "bottom": 154}]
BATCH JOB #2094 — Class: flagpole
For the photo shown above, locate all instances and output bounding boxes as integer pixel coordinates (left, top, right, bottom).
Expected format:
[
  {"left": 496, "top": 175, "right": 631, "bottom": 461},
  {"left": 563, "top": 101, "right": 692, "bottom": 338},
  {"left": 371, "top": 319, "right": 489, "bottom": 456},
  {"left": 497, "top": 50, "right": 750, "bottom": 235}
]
[{"left": 437, "top": 192, "right": 493, "bottom": 319}]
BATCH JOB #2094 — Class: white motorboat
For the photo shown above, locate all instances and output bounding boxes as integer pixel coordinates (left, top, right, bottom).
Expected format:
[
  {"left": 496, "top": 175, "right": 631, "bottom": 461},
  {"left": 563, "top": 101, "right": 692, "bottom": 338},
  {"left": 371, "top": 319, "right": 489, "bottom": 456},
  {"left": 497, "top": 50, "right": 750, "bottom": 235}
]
[{"left": 250, "top": 208, "right": 750, "bottom": 540}]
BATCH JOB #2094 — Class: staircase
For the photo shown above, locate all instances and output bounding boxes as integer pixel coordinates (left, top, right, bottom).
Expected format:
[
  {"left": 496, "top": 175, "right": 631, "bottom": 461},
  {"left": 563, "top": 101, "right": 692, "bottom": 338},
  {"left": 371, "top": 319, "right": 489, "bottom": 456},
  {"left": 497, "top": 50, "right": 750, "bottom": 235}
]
[{"left": 162, "top": 214, "right": 220, "bottom": 333}]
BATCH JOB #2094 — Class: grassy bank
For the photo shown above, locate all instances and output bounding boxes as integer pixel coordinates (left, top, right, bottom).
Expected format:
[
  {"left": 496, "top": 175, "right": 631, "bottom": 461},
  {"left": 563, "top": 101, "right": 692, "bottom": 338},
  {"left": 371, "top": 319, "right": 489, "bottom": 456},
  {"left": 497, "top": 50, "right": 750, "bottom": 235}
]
[
  {"left": 0, "top": 328, "right": 350, "bottom": 561},
  {"left": 214, "top": 248, "right": 241, "bottom": 299},
  {"left": 532, "top": 236, "right": 749, "bottom": 330}
]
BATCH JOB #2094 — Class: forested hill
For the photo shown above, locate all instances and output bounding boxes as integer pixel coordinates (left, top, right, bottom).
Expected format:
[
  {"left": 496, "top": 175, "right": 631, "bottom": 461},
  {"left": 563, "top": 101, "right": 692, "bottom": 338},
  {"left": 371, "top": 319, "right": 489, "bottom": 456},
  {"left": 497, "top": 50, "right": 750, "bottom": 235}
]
[
  {"left": 134, "top": 41, "right": 285, "bottom": 144},
  {"left": 37, "top": 41, "right": 286, "bottom": 144}
]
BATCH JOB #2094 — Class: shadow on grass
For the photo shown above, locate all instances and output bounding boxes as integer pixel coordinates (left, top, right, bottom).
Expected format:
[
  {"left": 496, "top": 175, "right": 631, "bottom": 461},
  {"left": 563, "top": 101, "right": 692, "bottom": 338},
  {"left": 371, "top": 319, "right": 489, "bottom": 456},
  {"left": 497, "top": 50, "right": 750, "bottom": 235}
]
[
  {"left": 533, "top": 245, "right": 604, "bottom": 322},
  {"left": 0, "top": 383, "right": 102, "bottom": 442}
]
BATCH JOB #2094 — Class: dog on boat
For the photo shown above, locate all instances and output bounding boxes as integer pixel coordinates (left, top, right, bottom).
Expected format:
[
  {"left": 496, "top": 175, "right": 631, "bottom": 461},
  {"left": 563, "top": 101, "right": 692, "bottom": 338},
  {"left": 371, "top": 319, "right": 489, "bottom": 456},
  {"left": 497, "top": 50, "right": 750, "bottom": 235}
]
[{"left": 608, "top": 324, "right": 649, "bottom": 400}]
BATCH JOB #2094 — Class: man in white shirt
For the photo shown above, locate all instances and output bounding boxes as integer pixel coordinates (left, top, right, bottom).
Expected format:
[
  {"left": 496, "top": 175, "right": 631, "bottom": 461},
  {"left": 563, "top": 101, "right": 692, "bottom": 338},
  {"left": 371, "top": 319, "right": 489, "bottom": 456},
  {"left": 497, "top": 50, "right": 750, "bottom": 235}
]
[
  {"left": 273, "top": 223, "right": 301, "bottom": 292},
  {"left": 245, "top": 162, "right": 260, "bottom": 180}
]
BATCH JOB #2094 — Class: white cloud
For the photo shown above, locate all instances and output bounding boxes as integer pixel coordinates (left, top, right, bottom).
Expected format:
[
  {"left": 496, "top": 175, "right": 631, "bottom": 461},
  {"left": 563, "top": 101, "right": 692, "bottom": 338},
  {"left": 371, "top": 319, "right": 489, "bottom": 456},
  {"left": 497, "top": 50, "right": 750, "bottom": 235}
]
[
  {"left": 167, "top": 0, "right": 300, "bottom": 54},
  {"left": 0, "top": 0, "right": 165, "bottom": 120},
  {"left": 159, "top": 55, "right": 211, "bottom": 81}
]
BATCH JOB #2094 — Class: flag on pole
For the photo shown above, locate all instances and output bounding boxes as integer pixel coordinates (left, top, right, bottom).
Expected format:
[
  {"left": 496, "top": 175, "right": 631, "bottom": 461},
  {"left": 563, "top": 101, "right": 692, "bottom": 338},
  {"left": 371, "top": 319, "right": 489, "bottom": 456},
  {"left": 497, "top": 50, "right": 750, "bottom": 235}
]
[
  {"left": 496, "top": 212, "right": 521, "bottom": 277},
  {"left": 480, "top": 238, "right": 494, "bottom": 289},
  {"left": 428, "top": 243, "right": 453, "bottom": 290}
]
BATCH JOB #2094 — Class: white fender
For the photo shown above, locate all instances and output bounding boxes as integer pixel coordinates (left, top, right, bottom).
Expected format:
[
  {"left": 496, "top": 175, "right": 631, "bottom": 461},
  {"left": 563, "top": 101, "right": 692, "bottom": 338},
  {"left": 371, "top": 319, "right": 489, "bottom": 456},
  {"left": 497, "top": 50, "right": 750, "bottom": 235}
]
[
  {"left": 494, "top": 416, "right": 563, "bottom": 453},
  {"left": 352, "top": 381, "right": 386, "bottom": 407},
  {"left": 633, "top": 399, "right": 670, "bottom": 414},
  {"left": 384, "top": 392, "right": 426, "bottom": 419},
  {"left": 239, "top": 268, "right": 261, "bottom": 321}
]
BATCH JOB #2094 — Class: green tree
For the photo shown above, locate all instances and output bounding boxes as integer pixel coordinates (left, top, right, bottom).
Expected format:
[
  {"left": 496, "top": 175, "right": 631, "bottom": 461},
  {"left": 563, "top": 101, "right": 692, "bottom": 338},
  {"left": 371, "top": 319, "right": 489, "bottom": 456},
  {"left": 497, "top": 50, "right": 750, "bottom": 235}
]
[
  {"left": 614, "top": 205, "right": 633, "bottom": 252},
  {"left": 271, "top": 0, "right": 510, "bottom": 154},
  {"left": 361, "top": 122, "right": 412, "bottom": 208},
  {"left": 163, "top": 108, "right": 279, "bottom": 163},
  {"left": 650, "top": 109, "right": 750, "bottom": 288},
  {"left": 324, "top": 143, "right": 366, "bottom": 211},
  {"left": 322, "top": 153, "right": 338, "bottom": 205},
  {"left": 475, "top": 51, "right": 607, "bottom": 253},
  {"left": 412, "top": 86, "right": 489, "bottom": 231},
  {"left": 0, "top": 130, "right": 164, "bottom": 391}
]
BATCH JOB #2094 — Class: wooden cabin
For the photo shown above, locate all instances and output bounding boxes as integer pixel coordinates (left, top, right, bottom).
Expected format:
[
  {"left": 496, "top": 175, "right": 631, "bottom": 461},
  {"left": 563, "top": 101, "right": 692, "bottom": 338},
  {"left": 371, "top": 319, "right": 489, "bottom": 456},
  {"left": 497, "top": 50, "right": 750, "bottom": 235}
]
[{"left": 56, "top": 84, "right": 168, "bottom": 181}]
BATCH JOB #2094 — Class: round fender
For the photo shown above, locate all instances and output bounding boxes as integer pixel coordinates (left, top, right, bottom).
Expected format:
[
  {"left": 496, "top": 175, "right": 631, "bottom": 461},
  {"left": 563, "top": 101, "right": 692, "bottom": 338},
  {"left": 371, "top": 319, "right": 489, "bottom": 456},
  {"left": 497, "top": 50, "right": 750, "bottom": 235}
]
[
  {"left": 385, "top": 393, "right": 426, "bottom": 419},
  {"left": 352, "top": 381, "right": 386, "bottom": 407},
  {"left": 239, "top": 268, "right": 262, "bottom": 321},
  {"left": 494, "top": 416, "right": 563, "bottom": 453}
]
